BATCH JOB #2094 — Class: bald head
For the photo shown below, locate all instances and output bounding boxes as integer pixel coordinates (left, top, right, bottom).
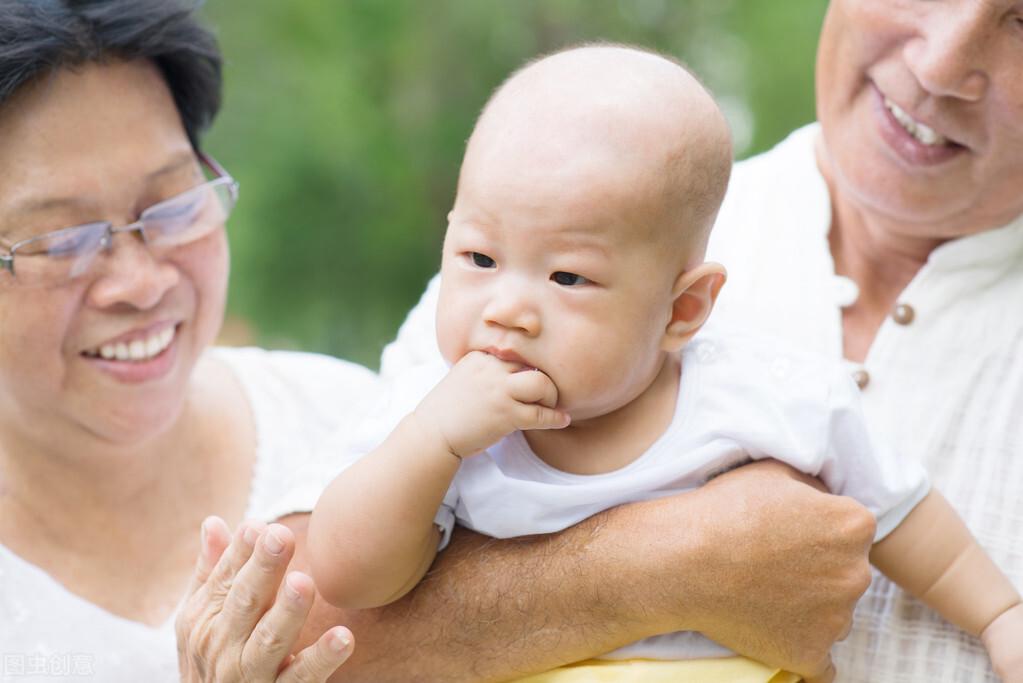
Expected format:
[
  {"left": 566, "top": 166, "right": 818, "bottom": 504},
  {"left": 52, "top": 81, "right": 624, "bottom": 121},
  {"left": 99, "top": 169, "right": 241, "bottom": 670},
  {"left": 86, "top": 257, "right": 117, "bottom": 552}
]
[{"left": 460, "top": 44, "right": 732, "bottom": 263}]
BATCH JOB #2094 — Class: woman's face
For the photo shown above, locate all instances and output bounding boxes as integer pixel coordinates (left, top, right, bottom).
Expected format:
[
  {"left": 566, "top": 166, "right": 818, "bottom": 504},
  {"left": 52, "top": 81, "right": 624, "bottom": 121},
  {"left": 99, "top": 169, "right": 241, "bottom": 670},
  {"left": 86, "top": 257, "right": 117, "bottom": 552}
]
[
  {"left": 0, "top": 60, "right": 228, "bottom": 445},
  {"left": 816, "top": 0, "right": 1023, "bottom": 238}
]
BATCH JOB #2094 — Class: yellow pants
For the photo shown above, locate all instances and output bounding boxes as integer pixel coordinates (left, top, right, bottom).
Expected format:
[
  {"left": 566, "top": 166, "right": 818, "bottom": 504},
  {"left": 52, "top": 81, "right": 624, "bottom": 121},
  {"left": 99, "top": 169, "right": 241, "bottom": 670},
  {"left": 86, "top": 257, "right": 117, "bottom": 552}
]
[{"left": 513, "top": 656, "right": 801, "bottom": 683}]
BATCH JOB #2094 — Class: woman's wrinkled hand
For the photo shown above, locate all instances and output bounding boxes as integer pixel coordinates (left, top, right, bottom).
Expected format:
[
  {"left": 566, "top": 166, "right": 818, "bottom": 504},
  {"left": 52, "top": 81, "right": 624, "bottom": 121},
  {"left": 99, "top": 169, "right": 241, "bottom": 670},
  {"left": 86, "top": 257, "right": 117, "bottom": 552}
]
[{"left": 176, "top": 516, "right": 353, "bottom": 682}]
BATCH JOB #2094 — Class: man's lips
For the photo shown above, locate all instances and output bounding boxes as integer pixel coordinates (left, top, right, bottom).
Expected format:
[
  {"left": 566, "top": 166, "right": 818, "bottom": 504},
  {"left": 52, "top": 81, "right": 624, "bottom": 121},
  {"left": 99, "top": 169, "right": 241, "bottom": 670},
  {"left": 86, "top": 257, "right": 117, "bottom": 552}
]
[{"left": 871, "top": 86, "right": 968, "bottom": 167}]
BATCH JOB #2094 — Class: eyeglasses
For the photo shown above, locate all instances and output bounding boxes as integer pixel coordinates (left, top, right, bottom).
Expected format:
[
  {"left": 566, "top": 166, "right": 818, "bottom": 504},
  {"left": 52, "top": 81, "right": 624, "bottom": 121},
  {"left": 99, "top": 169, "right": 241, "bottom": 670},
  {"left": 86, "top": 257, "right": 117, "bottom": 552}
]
[{"left": 0, "top": 153, "right": 239, "bottom": 288}]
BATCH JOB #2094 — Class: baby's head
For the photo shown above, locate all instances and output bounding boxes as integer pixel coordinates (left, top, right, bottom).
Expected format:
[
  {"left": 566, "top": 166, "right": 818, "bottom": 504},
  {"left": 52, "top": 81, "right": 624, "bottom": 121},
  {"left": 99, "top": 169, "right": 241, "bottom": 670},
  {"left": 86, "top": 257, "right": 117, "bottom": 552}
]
[{"left": 437, "top": 44, "right": 732, "bottom": 421}]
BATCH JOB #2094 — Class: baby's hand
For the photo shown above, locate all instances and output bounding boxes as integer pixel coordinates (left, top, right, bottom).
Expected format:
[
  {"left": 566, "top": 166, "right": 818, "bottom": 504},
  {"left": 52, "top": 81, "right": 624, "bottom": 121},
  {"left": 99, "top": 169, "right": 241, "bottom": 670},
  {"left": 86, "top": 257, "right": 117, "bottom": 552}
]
[
  {"left": 983, "top": 602, "right": 1023, "bottom": 682},
  {"left": 413, "top": 350, "right": 570, "bottom": 459}
]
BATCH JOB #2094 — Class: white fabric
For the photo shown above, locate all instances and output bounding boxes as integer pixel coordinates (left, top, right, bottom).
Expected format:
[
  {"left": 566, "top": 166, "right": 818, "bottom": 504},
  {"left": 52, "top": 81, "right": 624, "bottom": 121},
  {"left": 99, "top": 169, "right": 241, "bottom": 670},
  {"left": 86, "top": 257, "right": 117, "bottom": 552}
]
[
  {"left": 441, "top": 332, "right": 927, "bottom": 542},
  {"left": 375, "top": 314, "right": 929, "bottom": 661},
  {"left": 707, "top": 124, "right": 1023, "bottom": 683},
  {"left": 383, "top": 124, "right": 1023, "bottom": 681},
  {"left": 0, "top": 347, "right": 377, "bottom": 683}
]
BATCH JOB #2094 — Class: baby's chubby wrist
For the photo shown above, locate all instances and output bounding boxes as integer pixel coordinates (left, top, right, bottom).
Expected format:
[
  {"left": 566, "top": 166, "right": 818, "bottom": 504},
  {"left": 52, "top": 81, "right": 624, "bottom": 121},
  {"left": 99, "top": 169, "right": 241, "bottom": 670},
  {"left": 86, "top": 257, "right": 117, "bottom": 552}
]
[
  {"left": 981, "top": 601, "right": 1023, "bottom": 680},
  {"left": 404, "top": 408, "right": 468, "bottom": 464}
]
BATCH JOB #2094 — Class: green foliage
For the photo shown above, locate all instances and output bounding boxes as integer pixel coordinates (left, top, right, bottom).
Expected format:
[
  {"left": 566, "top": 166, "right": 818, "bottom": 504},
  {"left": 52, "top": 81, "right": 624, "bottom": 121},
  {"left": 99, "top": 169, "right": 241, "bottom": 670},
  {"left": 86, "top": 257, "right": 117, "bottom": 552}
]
[{"left": 204, "top": 0, "right": 828, "bottom": 367}]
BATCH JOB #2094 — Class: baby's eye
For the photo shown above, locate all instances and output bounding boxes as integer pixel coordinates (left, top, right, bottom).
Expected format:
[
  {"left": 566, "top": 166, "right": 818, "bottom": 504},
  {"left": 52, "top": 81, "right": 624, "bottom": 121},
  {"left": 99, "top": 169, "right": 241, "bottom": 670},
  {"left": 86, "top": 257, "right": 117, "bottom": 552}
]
[
  {"left": 551, "top": 271, "right": 590, "bottom": 287},
  {"left": 469, "top": 252, "right": 496, "bottom": 268}
]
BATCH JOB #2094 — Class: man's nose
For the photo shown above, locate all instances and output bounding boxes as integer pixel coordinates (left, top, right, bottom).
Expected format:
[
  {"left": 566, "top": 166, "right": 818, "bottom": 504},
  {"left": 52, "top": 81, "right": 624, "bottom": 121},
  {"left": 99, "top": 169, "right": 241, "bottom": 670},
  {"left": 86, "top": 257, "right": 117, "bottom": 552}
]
[
  {"left": 85, "top": 230, "right": 179, "bottom": 311},
  {"left": 903, "top": 5, "right": 991, "bottom": 103},
  {"left": 482, "top": 286, "right": 541, "bottom": 336}
]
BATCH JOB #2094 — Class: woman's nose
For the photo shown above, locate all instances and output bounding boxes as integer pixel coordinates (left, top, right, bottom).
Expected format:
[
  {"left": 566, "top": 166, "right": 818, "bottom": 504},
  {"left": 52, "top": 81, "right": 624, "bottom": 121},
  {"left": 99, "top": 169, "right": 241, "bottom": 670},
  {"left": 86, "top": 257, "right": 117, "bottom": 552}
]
[{"left": 85, "top": 231, "right": 179, "bottom": 310}]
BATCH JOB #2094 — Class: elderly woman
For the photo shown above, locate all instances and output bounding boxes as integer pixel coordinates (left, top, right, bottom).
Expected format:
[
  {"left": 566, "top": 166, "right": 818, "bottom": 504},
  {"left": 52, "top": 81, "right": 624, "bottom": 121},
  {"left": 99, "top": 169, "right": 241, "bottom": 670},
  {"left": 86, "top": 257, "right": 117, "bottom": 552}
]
[
  {"left": 0, "top": 3, "right": 873, "bottom": 683},
  {"left": 0, "top": 2, "right": 365, "bottom": 681},
  {"left": 181, "top": 1, "right": 1023, "bottom": 682}
]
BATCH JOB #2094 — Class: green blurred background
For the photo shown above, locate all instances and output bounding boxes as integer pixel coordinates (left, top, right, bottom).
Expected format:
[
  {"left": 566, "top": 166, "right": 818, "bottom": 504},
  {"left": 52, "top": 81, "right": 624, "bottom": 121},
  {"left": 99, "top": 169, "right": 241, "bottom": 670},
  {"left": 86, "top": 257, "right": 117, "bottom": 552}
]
[{"left": 203, "top": 0, "right": 830, "bottom": 368}]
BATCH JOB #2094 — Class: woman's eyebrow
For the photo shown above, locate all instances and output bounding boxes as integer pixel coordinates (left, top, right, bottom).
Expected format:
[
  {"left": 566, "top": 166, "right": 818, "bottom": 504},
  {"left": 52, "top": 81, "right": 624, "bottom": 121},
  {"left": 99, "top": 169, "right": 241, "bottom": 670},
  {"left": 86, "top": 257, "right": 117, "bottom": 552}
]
[
  {"left": 3, "top": 194, "right": 92, "bottom": 227},
  {"left": 4, "top": 152, "right": 198, "bottom": 221},
  {"left": 146, "top": 151, "right": 199, "bottom": 180}
]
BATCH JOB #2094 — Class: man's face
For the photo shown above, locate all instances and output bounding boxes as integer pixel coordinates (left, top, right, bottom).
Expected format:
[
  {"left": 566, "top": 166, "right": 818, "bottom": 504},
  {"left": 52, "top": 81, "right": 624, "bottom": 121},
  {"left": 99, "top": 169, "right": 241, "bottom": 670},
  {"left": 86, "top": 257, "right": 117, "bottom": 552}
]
[{"left": 816, "top": 0, "right": 1023, "bottom": 237}]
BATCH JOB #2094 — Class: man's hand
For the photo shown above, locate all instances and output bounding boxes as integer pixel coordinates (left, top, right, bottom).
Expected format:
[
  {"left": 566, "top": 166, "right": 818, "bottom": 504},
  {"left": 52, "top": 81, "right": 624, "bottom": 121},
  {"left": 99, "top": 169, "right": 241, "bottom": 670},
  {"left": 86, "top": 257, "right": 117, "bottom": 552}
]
[
  {"left": 414, "top": 350, "right": 570, "bottom": 459},
  {"left": 614, "top": 460, "right": 875, "bottom": 683}
]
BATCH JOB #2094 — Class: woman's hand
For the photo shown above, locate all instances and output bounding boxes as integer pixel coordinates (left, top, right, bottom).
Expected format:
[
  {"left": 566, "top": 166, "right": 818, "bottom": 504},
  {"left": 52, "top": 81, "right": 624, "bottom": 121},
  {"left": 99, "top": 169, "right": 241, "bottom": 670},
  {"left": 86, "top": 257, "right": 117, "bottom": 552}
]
[{"left": 176, "top": 516, "right": 353, "bottom": 682}]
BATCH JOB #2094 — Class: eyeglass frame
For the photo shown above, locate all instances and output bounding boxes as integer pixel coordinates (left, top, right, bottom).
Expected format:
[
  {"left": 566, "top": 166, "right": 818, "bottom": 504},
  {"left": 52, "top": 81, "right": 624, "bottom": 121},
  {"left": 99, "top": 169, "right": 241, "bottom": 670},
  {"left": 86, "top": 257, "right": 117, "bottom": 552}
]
[{"left": 0, "top": 151, "right": 239, "bottom": 282}]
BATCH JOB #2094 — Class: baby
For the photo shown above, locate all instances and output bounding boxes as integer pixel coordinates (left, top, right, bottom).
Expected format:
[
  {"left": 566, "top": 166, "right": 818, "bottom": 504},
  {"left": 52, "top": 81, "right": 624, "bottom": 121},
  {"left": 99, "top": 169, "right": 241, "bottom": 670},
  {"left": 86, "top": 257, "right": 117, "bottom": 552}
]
[{"left": 309, "top": 45, "right": 1022, "bottom": 680}]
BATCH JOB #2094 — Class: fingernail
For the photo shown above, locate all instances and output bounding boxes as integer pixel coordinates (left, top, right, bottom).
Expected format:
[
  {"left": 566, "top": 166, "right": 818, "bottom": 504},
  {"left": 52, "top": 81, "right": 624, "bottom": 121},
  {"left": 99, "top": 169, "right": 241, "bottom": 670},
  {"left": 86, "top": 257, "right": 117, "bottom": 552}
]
[
  {"left": 200, "top": 519, "right": 209, "bottom": 547},
  {"left": 242, "top": 525, "right": 260, "bottom": 546},
  {"left": 328, "top": 630, "right": 352, "bottom": 652},
  {"left": 264, "top": 528, "right": 285, "bottom": 555},
  {"left": 284, "top": 572, "right": 302, "bottom": 601}
]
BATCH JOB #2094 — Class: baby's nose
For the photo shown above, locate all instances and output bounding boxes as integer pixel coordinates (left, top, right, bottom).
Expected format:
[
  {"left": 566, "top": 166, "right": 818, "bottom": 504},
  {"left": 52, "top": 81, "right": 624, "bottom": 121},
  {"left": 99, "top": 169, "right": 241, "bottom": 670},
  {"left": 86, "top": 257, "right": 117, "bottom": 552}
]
[{"left": 482, "top": 290, "right": 540, "bottom": 336}]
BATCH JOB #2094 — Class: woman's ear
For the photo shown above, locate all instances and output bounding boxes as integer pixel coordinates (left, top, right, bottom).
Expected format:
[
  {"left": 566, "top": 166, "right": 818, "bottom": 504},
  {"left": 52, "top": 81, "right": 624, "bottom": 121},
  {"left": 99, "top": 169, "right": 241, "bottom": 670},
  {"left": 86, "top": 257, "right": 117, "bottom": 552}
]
[{"left": 661, "top": 262, "right": 727, "bottom": 352}]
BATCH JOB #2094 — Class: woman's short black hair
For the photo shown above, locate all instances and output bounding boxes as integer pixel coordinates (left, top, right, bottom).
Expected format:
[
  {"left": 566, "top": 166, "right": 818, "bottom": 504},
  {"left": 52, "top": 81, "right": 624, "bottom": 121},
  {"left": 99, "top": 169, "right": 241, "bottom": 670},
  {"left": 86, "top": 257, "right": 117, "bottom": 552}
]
[{"left": 0, "top": 0, "right": 222, "bottom": 150}]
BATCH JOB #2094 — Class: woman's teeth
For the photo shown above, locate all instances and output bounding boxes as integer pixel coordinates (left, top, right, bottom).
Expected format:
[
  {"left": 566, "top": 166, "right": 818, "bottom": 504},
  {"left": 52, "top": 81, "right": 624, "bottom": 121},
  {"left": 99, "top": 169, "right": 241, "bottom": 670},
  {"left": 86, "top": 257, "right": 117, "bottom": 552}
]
[
  {"left": 884, "top": 96, "right": 948, "bottom": 146},
  {"left": 86, "top": 327, "right": 175, "bottom": 362}
]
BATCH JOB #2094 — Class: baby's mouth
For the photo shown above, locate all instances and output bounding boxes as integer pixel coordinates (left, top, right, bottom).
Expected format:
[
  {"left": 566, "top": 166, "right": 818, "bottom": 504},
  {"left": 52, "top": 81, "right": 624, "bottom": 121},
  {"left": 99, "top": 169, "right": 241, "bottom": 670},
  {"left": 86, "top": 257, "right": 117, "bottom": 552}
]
[{"left": 482, "top": 347, "right": 536, "bottom": 371}]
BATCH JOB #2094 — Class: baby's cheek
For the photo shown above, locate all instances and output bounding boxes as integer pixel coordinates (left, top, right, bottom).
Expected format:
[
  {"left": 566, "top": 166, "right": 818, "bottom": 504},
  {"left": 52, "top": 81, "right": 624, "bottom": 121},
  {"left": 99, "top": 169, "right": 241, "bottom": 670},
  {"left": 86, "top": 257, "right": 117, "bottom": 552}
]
[
  {"left": 434, "top": 302, "right": 468, "bottom": 365},
  {"left": 573, "top": 338, "right": 661, "bottom": 410},
  {"left": 548, "top": 351, "right": 616, "bottom": 415}
]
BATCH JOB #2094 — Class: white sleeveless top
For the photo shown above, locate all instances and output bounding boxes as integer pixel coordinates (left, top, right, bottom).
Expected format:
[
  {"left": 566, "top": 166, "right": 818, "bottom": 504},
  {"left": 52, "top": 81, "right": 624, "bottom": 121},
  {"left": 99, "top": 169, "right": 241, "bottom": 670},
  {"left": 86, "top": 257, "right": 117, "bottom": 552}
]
[{"left": 0, "top": 347, "right": 377, "bottom": 683}]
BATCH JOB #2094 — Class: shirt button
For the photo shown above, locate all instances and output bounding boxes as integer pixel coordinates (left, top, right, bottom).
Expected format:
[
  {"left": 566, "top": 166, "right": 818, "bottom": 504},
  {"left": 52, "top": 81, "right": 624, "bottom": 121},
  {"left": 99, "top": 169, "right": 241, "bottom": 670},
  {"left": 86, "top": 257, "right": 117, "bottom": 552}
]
[
  {"left": 851, "top": 369, "right": 870, "bottom": 389},
  {"left": 892, "top": 303, "right": 915, "bottom": 325},
  {"left": 832, "top": 276, "right": 860, "bottom": 307}
]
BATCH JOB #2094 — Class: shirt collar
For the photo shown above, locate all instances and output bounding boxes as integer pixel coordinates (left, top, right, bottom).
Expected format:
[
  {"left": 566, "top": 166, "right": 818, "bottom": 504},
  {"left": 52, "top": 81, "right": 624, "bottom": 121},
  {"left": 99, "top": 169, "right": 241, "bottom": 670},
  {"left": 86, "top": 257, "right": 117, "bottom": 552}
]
[{"left": 925, "top": 212, "right": 1023, "bottom": 272}]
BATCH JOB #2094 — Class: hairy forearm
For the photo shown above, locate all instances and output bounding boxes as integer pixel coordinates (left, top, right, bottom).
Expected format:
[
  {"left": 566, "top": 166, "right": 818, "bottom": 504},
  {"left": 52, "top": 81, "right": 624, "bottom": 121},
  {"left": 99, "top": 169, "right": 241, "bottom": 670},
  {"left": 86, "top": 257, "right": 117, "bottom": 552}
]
[
  {"left": 870, "top": 490, "right": 1021, "bottom": 636},
  {"left": 307, "top": 416, "right": 458, "bottom": 609},
  {"left": 289, "top": 508, "right": 663, "bottom": 683},
  {"left": 285, "top": 460, "right": 876, "bottom": 682}
]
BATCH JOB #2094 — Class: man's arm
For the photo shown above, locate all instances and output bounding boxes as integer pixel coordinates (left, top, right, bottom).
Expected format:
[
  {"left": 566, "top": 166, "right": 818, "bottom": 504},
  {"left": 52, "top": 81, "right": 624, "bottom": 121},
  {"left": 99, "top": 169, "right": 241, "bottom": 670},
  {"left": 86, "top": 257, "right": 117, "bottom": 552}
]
[{"left": 285, "top": 460, "right": 876, "bottom": 683}]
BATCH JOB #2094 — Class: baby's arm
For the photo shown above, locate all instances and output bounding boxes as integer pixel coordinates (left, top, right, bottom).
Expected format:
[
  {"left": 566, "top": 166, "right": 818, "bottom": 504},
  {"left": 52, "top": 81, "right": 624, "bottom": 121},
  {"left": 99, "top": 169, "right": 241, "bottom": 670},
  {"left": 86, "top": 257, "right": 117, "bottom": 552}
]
[
  {"left": 307, "top": 351, "right": 569, "bottom": 610},
  {"left": 871, "top": 489, "right": 1022, "bottom": 680}
]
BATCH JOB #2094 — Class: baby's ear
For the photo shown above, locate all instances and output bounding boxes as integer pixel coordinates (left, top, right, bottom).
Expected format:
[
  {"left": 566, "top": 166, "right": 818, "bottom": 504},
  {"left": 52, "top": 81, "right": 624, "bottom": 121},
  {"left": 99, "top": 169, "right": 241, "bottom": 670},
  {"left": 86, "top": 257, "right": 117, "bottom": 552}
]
[{"left": 661, "top": 262, "right": 726, "bottom": 352}]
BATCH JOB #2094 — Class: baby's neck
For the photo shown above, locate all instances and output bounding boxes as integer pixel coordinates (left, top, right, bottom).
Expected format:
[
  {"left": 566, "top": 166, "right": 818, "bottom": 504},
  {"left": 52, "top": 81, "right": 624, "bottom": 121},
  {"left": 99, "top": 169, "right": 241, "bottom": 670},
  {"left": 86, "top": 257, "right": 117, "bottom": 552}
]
[{"left": 525, "top": 352, "right": 681, "bottom": 475}]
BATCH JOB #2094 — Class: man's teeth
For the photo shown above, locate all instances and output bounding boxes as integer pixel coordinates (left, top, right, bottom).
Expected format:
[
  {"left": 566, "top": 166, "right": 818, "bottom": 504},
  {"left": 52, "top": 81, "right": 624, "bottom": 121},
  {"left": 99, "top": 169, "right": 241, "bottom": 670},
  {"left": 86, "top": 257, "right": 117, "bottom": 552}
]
[
  {"left": 90, "top": 327, "right": 175, "bottom": 362},
  {"left": 884, "top": 96, "right": 947, "bottom": 146}
]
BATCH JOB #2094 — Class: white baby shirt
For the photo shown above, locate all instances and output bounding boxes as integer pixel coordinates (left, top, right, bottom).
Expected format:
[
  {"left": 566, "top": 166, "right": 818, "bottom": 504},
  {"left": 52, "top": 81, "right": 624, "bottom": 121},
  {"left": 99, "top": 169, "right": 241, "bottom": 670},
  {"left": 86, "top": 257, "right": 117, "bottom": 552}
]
[{"left": 363, "top": 326, "right": 930, "bottom": 660}]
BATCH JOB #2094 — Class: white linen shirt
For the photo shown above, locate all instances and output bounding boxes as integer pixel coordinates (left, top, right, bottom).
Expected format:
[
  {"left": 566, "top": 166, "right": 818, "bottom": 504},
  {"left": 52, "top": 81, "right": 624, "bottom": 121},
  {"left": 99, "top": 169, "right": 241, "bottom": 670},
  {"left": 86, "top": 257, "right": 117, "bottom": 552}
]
[
  {"left": 0, "top": 348, "right": 377, "bottom": 683},
  {"left": 707, "top": 124, "right": 1023, "bottom": 683},
  {"left": 383, "top": 123, "right": 1023, "bottom": 681}
]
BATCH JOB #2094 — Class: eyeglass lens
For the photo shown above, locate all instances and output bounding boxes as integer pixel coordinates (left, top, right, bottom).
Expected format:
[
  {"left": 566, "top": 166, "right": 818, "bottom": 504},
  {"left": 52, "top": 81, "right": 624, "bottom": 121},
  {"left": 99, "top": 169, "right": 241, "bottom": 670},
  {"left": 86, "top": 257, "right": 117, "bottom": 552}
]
[{"left": 9, "top": 177, "right": 236, "bottom": 285}]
